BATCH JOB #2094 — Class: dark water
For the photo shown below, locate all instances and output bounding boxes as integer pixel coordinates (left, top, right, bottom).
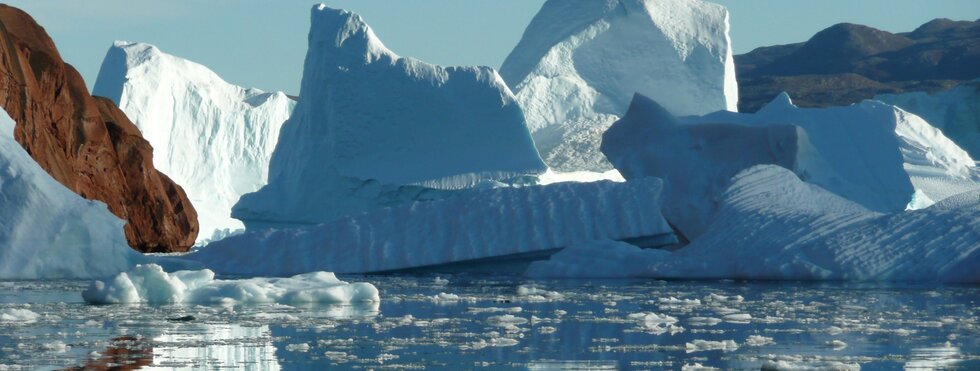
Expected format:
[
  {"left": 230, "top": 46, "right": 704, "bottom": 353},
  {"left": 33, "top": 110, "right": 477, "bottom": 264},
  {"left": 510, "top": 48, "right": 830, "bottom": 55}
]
[{"left": 0, "top": 276, "right": 977, "bottom": 370}]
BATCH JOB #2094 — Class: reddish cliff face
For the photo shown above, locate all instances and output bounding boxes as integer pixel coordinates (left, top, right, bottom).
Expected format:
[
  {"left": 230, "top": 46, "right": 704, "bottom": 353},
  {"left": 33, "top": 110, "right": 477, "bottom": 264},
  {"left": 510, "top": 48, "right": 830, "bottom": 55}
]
[{"left": 0, "top": 5, "right": 198, "bottom": 252}]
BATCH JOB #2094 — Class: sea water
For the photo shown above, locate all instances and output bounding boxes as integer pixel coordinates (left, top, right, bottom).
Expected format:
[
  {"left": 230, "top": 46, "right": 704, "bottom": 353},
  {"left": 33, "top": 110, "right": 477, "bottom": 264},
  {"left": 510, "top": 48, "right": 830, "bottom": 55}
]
[{"left": 0, "top": 276, "right": 977, "bottom": 370}]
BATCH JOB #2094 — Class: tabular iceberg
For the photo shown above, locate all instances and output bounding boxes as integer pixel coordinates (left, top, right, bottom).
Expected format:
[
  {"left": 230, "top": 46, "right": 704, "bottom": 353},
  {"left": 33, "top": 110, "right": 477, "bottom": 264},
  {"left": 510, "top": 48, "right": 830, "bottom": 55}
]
[
  {"left": 0, "top": 108, "right": 144, "bottom": 279},
  {"left": 93, "top": 42, "right": 296, "bottom": 243},
  {"left": 876, "top": 79, "right": 980, "bottom": 160},
  {"left": 529, "top": 166, "right": 980, "bottom": 283},
  {"left": 82, "top": 264, "right": 380, "bottom": 305},
  {"left": 189, "top": 178, "right": 676, "bottom": 276},
  {"left": 500, "top": 0, "right": 738, "bottom": 171},
  {"left": 234, "top": 5, "right": 546, "bottom": 228}
]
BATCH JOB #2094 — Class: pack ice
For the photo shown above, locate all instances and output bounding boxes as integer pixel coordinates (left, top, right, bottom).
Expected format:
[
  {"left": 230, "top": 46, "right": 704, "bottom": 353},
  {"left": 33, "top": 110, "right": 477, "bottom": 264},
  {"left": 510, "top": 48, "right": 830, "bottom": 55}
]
[
  {"left": 529, "top": 166, "right": 980, "bottom": 283},
  {"left": 603, "top": 93, "right": 979, "bottom": 239},
  {"left": 93, "top": 41, "right": 295, "bottom": 243},
  {"left": 0, "top": 108, "right": 144, "bottom": 279},
  {"left": 500, "top": 0, "right": 738, "bottom": 171},
  {"left": 188, "top": 178, "right": 675, "bottom": 276},
  {"left": 876, "top": 79, "right": 980, "bottom": 160},
  {"left": 234, "top": 4, "right": 546, "bottom": 229}
]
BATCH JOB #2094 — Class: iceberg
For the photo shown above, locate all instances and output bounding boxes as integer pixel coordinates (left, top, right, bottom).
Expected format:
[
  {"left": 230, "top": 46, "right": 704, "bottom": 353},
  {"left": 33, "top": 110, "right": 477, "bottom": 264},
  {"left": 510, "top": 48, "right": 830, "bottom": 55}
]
[
  {"left": 234, "top": 4, "right": 547, "bottom": 228},
  {"left": 689, "top": 93, "right": 979, "bottom": 210},
  {"left": 93, "top": 41, "right": 296, "bottom": 243},
  {"left": 601, "top": 94, "right": 833, "bottom": 238},
  {"left": 189, "top": 178, "right": 676, "bottom": 276},
  {"left": 604, "top": 93, "right": 979, "bottom": 239},
  {"left": 0, "top": 108, "right": 144, "bottom": 279},
  {"left": 500, "top": 0, "right": 738, "bottom": 171},
  {"left": 875, "top": 79, "right": 980, "bottom": 160},
  {"left": 82, "top": 264, "right": 380, "bottom": 305},
  {"left": 529, "top": 166, "right": 980, "bottom": 283}
]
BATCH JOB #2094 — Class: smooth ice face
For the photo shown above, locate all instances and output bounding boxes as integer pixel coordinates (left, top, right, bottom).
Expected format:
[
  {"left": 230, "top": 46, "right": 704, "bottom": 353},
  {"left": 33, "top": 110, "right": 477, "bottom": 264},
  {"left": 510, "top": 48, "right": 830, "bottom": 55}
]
[
  {"left": 234, "top": 5, "right": 546, "bottom": 228},
  {"left": 190, "top": 178, "right": 675, "bottom": 276},
  {"left": 82, "top": 264, "right": 380, "bottom": 305},
  {"left": 876, "top": 79, "right": 980, "bottom": 160},
  {"left": 0, "top": 108, "right": 142, "bottom": 279},
  {"left": 92, "top": 41, "right": 296, "bottom": 243},
  {"left": 500, "top": 0, "right": 738, "bottom": 171},
  {"left": 530, "top": 166, "right": 980, "bottom": 283}
]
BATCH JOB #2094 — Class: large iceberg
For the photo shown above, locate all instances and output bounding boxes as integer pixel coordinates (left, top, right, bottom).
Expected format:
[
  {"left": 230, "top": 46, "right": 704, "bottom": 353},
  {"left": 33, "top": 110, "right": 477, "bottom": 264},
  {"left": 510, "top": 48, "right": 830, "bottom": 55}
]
[
  {"left": 189, "top": 178, "right": 675, "bottom": 276},
  {"left": 499, "top": 0, "right": 738, "bottom": 171},
  {"left": 876, "top": 79, "right": 980, "bottom": 160},
  {"left": 601, "top": 94, "right": 834, "bottom": 238},
  {"left": 234, "top": 5, "right": 547, "bottom": 228},
  {"left": 0, "top": 108, "right": 144, "bottom": 279},
  {"left": 93, "top": 41, "right": 296, "bottom": 242},
  {"left": 529, "top": 166, "right": 980, "bottom": 283},
  {"left": 604, "top": 93, "right": 978, "bottom": 239},
  {"left": 689, "top": 94, "right": 979, "bottom": 210},
  {"left": 82, "top": 264, "right": 380, "bottom": 305}
]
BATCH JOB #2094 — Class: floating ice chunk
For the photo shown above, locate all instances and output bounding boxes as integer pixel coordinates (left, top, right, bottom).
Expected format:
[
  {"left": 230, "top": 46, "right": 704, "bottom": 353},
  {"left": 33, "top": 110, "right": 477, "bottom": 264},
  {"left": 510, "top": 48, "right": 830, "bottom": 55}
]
[
  {"left": 682, "top": 363, "right": 720, "bottom": 371},
  {"left": 0, "top": 308, "right": 39, "bottom": 324},
  {"left": 685, "top": 340, "right": 739, "bottom": 353},
  {"left": 286, "top": 343, "right": 311, "bottom": 352},
  {"left": 517, "top": 285, "right": 564, "bottom": 301},
  {"left": 81, "top": 264, "right": 380, "bottom": 305},
  {"left": 688, "top": 317, "right": 723, "bottom": 327},
  {"left": 761, "top": 357, "right": 859, "bottom": 371},
  {"left": 41, "top": 341, "right": 69, "bottom": 353},
  {"left": 825, "top": 340, "right": 848, "bottom": 349},
  {"left": 745, "top": 335, "right": 775, "bottom": 346}
]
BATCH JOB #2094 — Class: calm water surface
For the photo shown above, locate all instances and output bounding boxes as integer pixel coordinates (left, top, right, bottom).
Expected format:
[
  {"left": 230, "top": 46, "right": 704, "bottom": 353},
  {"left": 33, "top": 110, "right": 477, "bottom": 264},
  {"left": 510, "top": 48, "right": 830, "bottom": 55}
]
[{"left": 0, "top": 276, "right": 977, "bottom": 370}]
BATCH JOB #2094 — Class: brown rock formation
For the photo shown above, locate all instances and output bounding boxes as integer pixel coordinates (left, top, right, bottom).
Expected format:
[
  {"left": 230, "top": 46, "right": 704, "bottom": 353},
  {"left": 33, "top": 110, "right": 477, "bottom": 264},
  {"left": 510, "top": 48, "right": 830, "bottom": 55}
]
[{"left": 0, "top": 5, "right": 198, "bottom": 252}]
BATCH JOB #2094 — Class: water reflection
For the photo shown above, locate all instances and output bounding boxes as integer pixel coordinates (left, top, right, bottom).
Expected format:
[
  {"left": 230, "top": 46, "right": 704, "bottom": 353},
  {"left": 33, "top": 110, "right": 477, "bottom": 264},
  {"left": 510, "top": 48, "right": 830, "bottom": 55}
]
[{"left": 905, "top": 344, "right": 963, "bottom": 370}]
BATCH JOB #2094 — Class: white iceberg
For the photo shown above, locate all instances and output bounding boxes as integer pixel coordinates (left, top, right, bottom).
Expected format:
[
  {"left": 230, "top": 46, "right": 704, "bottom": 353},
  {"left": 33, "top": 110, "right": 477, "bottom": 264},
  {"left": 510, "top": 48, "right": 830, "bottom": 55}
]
[
  {"left": 603, "top": 93, "right": 979, "bottom": 239},
  {"left": 529, "top": 166, "right": 980, "bottom": 283},
  {"left": 93, "top": 41, "right": 296, "bottom": 243},
  {"left": 876, "top": 80, "right": 980, "bottom": 160},
  {"left": 234, "top": 4, "right": 546, "bottom": 229},
  {"left": 189, "top": 178, "right": 676, "bottom": 276},
  {"left": 0, "top": 108, "right": 143, "bottom": 279},
  {"left": 82, "top": 264, "right": 380, "bottom": 305},
  {"left": 500, "top": 0, "right": 738, "bottom": 171}
]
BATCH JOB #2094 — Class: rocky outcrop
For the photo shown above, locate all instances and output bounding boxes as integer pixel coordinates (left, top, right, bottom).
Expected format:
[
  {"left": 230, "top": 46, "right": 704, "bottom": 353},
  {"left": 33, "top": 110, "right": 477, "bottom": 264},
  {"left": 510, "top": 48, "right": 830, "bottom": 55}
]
[{"left": 0, "top": 5, "right": 198, "bottom": 252}]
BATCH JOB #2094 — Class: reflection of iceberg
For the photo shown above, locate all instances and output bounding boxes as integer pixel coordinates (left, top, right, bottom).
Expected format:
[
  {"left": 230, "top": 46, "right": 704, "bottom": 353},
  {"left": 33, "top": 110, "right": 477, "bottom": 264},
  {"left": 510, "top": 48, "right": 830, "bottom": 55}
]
[
  {"left": 148, "top": 324, "right": 280, "bottom": 371},
  {"left": 290, "top": 302, "right": 381, "bottom": 320},
  {"left": 905, "top": 344, "right": 962, "bottom": 370}
]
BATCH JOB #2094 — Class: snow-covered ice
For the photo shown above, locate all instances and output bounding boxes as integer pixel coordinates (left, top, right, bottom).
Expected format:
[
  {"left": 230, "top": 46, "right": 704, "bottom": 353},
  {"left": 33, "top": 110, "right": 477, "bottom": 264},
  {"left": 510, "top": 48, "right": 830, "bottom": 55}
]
[
  {"left": 0, "top": 308, "right": 38, "bottom": 324},
  {"left": 0, "top": 108, "right": 143, "bottom": 279},
  {"left": 530, "top": 166, "right": 980, "bottom": 283},
  {"left": 81, "top": 264, "right": 379, "bottom": 305},
  {"left": 234, "top": 4, "right": 546, "bottom": 229},
  {"left": 876, "top": 79, "right": 980, "bottom": 160},
  {"left": 93, "top": 41, "right": 295, "bottom": 243},
  {"left": 500, "top": 0, "right": 738, "bottom": 171},
  {"left": 190, "top": 177, "right": 676, "bottom": 275}
]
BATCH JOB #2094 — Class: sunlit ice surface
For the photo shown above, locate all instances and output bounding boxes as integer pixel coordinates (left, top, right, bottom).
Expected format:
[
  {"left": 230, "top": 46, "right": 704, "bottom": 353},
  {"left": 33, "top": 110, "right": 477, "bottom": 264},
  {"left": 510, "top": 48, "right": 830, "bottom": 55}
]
[{"left": 0, "top": 277, "right": 977, "bottom": 369}]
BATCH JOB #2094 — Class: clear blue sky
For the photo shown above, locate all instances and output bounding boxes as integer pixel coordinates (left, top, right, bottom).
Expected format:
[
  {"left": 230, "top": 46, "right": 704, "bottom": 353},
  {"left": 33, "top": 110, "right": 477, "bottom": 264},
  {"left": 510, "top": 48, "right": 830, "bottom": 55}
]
[{"left": 6, "top": 0, "right": 979, "bottom": 95}]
